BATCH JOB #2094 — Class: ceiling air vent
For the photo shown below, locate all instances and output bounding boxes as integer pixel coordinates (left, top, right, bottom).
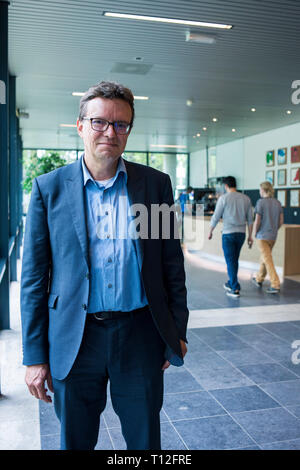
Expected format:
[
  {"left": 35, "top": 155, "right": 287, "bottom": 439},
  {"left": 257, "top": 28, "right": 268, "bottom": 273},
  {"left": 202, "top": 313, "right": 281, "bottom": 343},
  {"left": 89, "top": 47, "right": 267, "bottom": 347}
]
[{"left": 110, "top": 63, "right": 153, "bottom": 75}]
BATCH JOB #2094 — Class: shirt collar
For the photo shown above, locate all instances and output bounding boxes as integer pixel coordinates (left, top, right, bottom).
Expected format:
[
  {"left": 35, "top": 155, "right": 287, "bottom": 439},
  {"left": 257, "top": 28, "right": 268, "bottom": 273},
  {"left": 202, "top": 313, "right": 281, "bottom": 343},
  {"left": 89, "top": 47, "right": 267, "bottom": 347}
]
[{"left": 81, "top": 154, "right": 127, "bottom": 187}]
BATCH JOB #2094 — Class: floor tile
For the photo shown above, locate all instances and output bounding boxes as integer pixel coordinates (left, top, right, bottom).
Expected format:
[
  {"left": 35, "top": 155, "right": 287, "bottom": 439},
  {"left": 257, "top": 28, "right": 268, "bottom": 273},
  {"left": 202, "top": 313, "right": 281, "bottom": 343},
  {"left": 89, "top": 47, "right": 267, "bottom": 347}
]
[
  {"left": 210, "top": 385, "right": 280, "bottom": 413},
  {"left": 191, "top": 364, "right": 254, "bottom": 390},
  {"left": 260, "top": 439, "right": 300, "bottom": 450},
  {"left": 285, "top": 405, "right": 300, "bottom": 418},
  {"left": 173, "top": 415, "right": 255, "bottom": 450},
  {"left": 260, "top": 322, "right": 300, "bottom": 342},
  {"left": 163, "top": 390, "right": 226, "bottom": 421},
  {"left": 95, "top": 429, "right": 114, "bottom": 450},
  {"left": 237, "top": 363, "right": 298, "bottom": 384},
  {"left": 225, "top": 324, "right": 269, "bottom": 336},
  {"left": 232, "top": 407, "right": 300, "bottom": 444},
  {"left": 217, "top": 346, "right": 274, "bottom": 366},
  {"left": 160, "top": 422, "right": 187, "bottom": 450},
  {"left": 183, "top": 350, "right": 231, "bottom": 371},
  {"left": 163, "top": 368, "right": 203, "bottom": 394},
  {"left": 260, "top": 379, "right": 300, "bottom": 406},
  {"left": 108, "top": 428, "right": 126, "bottom": 450},
  {"left": 102, "top": 400, "right": 121, "bottom": 429},
  {"left": 278, "top": 360, "right": 300, "bottom": 377},
  {"left": 39, "top": 401, "right": 60, "bottom": 436},
  {"left": 40, "top": 433, "right": 60, "bottom": 450}
]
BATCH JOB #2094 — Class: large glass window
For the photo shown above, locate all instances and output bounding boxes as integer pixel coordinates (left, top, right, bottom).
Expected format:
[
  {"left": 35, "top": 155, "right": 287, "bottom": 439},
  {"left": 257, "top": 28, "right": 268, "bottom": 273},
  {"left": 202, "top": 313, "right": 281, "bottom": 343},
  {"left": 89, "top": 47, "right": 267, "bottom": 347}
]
[
  {"left": 23, "top": 149, "right": 189, "bottom": 199},
  {"left": 123, "top": 152, "right": 147, "bottom": 165},
  {"left": 149, "top": 153, "right": 188, "bottom": 198}
]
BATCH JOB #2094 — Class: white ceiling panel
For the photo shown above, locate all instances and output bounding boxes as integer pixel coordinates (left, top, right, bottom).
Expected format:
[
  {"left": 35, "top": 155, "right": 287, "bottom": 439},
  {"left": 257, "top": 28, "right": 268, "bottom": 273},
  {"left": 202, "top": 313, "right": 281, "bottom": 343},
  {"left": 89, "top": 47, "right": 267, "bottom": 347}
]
[{"left": 7, "top": 0, "right": 300, "bottom": 151}]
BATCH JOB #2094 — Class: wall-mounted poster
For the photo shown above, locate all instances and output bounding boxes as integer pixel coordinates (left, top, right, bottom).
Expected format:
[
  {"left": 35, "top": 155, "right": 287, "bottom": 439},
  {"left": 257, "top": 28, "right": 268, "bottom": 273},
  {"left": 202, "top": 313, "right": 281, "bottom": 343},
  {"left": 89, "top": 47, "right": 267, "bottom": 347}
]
[
  {"left": 277, "top": 169, "right": 286, "bottom": 186},
  {"left": 291, "top": 167, "right": 300, "bottom": 185},
  {"left": 290, "top": 189, "right": 300, "bottom": 207},
  {"left": 277, "top": 190, "right": 286, "bottom": 207},
  {"left": 265, "top": 170, "right": 274, "bottom": 184},
  {"left": 277, "top": 147, "right": 287, "bottom": 165},
  {"left": 266, "top": 150, "right": 274, "bottom": 166},
  {"left": 291, "top": 145, "right": 300, "bottom": 163}
]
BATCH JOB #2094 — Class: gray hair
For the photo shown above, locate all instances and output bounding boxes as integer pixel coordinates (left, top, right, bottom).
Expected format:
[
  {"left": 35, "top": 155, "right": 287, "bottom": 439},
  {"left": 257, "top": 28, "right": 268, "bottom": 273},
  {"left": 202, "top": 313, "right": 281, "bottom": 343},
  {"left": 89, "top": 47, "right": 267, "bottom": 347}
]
[{"left": 78, "top": 81, "right": 135, "bottom": 126}]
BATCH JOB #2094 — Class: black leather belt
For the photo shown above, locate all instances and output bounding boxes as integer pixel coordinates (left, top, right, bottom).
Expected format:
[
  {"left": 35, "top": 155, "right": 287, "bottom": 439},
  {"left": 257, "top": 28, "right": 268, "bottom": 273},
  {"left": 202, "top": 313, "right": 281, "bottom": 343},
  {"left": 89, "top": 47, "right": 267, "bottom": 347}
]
[{"left": 87, "top": 305, "right": 149, "bottom": 321}]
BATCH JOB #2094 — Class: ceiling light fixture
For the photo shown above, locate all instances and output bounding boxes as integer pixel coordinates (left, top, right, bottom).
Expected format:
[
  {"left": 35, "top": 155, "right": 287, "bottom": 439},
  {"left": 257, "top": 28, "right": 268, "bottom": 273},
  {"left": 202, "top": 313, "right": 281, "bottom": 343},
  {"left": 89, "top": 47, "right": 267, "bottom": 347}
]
[
  {"left": 212, "top": 117, "right": 218, "bottom": 122},
  {"left": 196, "top": 133, "right": 201, "bottom": 137},
  {"left": 232, "top": 128, "right": 236, "bottom": 132},
  {"left": 251, "top": 107, "right": 256, "bottom": 112},
  {"left": 103, "top": 12, "right": 233, "bottom": 30},
  {"left": 150, "top": 144, "right": 187, "bottom": 149},
  {"left": 186, "top": 31, "right": 217, "bottom": 44},
  {"left": 286, "top": 110, "right": 292, "bottom": 114},
  {"left": 72, "top": 91, "right": 149, "bottom": 100},
  {"left": 202, "top": 127, "right": 207, "bottom": 131},
  {"left": 60, "top": 124, "right": 77, "bottom": 127}
]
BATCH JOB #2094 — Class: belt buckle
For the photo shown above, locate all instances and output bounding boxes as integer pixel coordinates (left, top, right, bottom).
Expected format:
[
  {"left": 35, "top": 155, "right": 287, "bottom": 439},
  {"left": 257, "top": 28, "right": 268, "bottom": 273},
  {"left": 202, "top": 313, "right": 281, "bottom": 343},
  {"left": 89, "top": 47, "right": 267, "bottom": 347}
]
[{"left": 93, "top": 313, "right": 106, "bottom": 321}]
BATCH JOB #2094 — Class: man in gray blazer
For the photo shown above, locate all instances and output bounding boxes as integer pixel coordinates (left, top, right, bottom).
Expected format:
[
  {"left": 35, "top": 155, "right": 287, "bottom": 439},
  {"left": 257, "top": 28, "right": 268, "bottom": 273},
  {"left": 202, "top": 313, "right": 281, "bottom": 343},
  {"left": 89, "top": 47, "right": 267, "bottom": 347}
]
[{"left": 21, "top": 81, "right": 189, "bottom": 450}]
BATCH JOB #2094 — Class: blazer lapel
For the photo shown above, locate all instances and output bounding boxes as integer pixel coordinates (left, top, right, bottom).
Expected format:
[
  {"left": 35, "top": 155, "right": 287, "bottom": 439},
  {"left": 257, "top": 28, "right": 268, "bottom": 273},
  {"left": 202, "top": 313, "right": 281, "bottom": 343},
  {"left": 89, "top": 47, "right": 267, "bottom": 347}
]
[
  {"left": 64, "top": 157, "right": 89, "bottom": 268},
  {"left": 124, "top": 160, "right": 146, "bottom": 270}
]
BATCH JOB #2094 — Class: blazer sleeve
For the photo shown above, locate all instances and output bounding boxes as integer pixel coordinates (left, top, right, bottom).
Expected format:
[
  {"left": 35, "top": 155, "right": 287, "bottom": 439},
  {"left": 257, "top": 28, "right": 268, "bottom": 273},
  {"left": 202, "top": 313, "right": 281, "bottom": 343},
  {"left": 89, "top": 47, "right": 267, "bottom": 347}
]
[
  {"left": 161, "top": 175, "right": 189, "bottom": 343},
  {"left": 20, "top": 178, "right": 51, "bottom": 366}
]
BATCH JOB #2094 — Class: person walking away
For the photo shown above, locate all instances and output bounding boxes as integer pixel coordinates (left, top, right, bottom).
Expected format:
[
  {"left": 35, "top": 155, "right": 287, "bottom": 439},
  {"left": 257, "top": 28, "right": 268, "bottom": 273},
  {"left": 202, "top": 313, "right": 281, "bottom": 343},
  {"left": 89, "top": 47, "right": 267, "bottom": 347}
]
[
  {"left": 208, "top": 176, "right": 253, "bottom": 298},
  {"left": 252, "top": 181, "right": 284, "bottom": 294}
]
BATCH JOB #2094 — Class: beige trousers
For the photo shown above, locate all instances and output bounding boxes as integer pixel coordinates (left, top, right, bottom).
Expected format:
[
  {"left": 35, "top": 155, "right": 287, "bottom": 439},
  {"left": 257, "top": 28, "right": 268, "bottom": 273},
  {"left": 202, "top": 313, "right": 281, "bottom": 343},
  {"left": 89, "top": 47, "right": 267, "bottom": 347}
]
[{"left": 256, "top": 239, "right": 280, "bottom": 289}]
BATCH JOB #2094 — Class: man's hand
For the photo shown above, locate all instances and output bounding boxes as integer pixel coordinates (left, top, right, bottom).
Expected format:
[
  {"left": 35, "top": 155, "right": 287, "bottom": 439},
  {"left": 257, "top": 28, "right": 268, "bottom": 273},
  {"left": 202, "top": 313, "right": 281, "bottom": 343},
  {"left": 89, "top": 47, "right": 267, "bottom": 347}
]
[
  {"left": 25, "top": 364, "right": 54, "bottom": 403},
  {"left": 208, "top": 229, "right": 213, "bottom": 240},
  {"left": 162, "top": 340, "right": 188, "bottom": 371}
]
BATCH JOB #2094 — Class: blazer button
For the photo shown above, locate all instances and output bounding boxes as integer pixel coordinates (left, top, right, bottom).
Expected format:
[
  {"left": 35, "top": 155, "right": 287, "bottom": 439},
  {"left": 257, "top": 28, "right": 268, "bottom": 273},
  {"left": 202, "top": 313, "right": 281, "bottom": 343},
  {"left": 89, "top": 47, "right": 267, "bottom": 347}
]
[
  {"left": 82, "top": 304, "right": 87, "bottom": 310},
  {"left": 85, "top": 273, "right": 89, "bottom": 279}
]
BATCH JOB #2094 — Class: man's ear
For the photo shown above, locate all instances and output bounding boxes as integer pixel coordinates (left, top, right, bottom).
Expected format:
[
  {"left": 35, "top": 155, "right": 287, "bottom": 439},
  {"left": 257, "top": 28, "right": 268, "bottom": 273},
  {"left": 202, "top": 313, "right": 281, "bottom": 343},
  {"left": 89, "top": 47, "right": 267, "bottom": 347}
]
[{"left": 77, "top": 118, "right": 83, "bottom": 137}]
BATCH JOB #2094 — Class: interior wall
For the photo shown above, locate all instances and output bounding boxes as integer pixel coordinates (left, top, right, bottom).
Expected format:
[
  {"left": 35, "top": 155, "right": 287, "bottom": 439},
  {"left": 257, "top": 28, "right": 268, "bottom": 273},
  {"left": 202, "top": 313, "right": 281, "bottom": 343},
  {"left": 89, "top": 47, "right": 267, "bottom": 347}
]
[{"left": 190, "top": 121, "right": 300, "bottom": 223}]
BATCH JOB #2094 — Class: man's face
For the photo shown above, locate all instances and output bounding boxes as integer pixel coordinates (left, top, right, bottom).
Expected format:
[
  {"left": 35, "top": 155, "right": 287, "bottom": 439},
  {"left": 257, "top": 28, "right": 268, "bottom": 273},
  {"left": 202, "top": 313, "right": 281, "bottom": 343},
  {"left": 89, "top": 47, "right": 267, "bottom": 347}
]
[{"left": 77, "top": 97, "right": 132, "bottom": 165}]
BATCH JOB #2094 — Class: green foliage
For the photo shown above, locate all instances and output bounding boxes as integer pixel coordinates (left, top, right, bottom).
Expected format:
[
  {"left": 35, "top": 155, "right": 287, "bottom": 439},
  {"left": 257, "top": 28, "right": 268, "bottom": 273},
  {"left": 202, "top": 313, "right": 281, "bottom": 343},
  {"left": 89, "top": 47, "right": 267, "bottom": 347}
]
[{"left": 22, "top": 150, "right": 67, "bottom": 194}]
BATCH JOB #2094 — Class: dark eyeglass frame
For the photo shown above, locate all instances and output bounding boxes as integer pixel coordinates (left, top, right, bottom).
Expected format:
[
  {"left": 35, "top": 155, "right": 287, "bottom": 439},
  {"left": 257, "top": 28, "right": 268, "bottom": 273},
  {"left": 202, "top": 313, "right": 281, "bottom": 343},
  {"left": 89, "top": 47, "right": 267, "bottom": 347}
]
[{"left": 82, "top": 117, "right": 132, "bottom": 135}]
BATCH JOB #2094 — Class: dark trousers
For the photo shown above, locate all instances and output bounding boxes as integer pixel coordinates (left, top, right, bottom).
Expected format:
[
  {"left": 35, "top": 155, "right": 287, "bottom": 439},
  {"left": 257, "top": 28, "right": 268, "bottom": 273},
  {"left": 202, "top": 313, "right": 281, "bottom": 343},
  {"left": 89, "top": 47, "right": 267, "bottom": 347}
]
[
  {"left": 222, "top": 232, "right": 246, "bottom": 291},
  {"left": 52, "top": 308, "right": 165, "bottom": 450}
]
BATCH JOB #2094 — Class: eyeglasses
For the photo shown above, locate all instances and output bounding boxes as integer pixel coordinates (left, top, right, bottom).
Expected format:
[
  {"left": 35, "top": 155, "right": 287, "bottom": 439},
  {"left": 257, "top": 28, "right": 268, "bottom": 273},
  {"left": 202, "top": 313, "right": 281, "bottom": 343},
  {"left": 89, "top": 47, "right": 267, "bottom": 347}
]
[{"left": 82, "top": 117, "right": 131, "bottom": 135}]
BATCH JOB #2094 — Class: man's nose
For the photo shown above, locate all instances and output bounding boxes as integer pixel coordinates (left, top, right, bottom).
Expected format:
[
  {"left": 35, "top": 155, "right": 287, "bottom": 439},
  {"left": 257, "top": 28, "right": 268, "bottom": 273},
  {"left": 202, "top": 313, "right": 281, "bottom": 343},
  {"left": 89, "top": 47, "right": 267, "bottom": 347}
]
[{"left": 103, "top": 122, "right": 117, "bottom": 137}]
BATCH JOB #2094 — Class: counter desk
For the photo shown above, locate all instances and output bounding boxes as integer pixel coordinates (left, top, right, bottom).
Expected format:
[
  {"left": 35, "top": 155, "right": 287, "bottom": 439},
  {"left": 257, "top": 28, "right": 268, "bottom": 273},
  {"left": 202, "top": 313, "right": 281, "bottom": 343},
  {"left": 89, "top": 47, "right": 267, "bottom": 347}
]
[{"left": 182, "top": 215, "right": 300, "bottom": 277}]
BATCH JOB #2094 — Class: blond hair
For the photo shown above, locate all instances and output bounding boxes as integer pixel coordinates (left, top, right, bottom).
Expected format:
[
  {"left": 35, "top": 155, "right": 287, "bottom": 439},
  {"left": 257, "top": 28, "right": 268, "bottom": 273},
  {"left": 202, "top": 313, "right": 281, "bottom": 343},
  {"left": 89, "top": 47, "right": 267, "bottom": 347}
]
[{"left": 260, "top": 181, "right": 275, "bottom": 197}]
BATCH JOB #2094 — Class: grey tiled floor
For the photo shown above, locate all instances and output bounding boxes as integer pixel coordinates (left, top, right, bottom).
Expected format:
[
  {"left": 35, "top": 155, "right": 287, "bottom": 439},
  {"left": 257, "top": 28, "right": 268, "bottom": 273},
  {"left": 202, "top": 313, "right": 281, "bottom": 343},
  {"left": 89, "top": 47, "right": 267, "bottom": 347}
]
[
  {"left": 186, "top": 250, "right": 300, "bottom": 311},
  {"left": 39, "top": 255, "right": 300, "bottom": 450},
  {"left": 40, "top": 320, "right": 300, "bottom": 450}
]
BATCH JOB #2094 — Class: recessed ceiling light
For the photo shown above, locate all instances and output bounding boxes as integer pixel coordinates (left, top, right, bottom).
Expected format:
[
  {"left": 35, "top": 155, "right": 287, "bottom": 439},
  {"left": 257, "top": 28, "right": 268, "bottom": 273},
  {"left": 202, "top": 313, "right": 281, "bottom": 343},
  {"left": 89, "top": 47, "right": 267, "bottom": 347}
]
[
  {"left": 232, "top": 128, "right": 236, "bottom": 132},
  {"left": 186, "top": 99, "right": 193, "bottom": 107},
  {"left": 251, "top": 107, "right": 256, "bottom": 112},
  {"left": 196, "top": 133, "right": 201, "bottom": 137},
  {"left": 202, "top": 127, "right": 207, "bottom": 131},
  {"left": 212, "top": 117, "right": 218, "bottom": 122},
  {"left": 103, "top": 12, "right": 233, "bottom": 30},
  {"left": 72, "top": 92, "right": 85, "bottom": 96},
  {"left": 60, "top": 123, "right": 77, "bottom": 127},
  {"left": 150, "top": 144, "right": 187, "bottom": 149},
  {"left": 286, "top": 110, "right": 292, "bottom": 114}
]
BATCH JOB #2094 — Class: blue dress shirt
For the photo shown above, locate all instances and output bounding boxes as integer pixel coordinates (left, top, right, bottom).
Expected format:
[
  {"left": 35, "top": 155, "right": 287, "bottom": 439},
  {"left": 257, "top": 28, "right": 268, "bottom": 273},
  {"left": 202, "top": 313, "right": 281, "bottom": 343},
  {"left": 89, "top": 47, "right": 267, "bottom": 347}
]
[{"left": 82, "top": 156, "right": 148, "bottom": 313}]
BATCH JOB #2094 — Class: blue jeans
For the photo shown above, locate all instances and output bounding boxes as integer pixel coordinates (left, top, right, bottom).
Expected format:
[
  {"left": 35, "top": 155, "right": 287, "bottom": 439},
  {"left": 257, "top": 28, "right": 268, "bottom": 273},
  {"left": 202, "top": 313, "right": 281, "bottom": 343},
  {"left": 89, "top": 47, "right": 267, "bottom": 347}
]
[{"left": 222, "top": 232, "right": 246, "bottom": 291}]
